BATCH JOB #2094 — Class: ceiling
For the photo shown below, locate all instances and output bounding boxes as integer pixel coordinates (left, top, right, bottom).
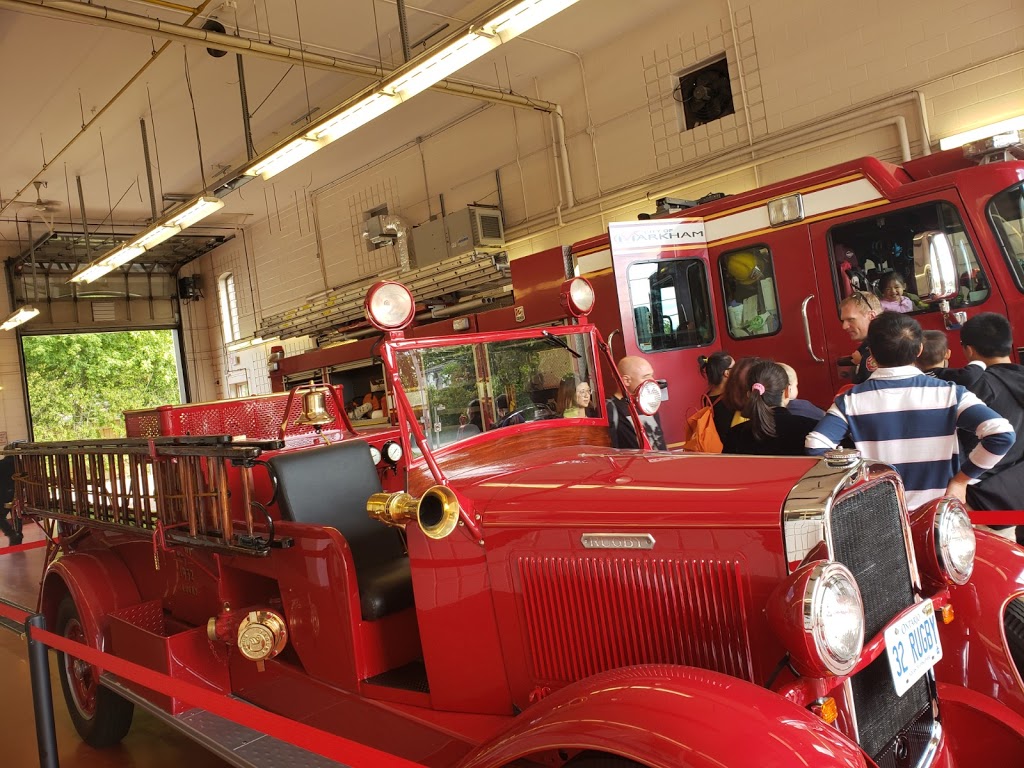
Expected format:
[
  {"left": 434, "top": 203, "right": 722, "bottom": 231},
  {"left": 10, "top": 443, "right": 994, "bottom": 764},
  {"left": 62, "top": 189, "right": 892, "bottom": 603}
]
[{"left": 0, "top": 0, "right": 659, "bottom": 282}]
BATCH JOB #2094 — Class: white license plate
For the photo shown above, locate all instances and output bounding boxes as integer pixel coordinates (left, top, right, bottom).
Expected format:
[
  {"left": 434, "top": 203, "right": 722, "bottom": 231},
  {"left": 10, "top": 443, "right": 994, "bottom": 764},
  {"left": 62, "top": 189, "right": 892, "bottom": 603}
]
[{"left": 884, "top": 599, "right": 943, "bottom": 697}]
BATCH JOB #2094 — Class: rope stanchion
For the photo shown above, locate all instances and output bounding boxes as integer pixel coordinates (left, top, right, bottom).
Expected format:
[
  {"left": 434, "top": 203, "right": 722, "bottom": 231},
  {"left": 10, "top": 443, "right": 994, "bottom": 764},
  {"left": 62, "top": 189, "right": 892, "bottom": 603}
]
[
  {"left": 26, "top": 615, "right": 60, "bottom": 768},
  {"left": 28, "top": 623, "right": 426, "bottom": 768}
]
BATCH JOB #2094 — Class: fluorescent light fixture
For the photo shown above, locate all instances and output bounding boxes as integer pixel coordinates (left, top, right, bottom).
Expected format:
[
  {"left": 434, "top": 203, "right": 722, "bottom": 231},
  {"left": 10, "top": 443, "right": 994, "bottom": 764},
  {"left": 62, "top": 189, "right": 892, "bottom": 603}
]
[
  {"left": 243, "top": 0, "right": 581, "bottom": 180},
  {"left": 1, "top": 305, "right": 40, "bottom": 331},
  {"left": 245, "top": 137, "right": 324, "bottom": 180},
  {"left": 226, "top": 335, "right": 281, "bottom": 352},
  {"left": 939, "top": 115, "right": 1024, "bottom": 150},
  {"left": 164, "top": 196, "right": 225, "bottom": 229},
  {"left": 69, "top": 195, "right": 225, "bottom": 284}
]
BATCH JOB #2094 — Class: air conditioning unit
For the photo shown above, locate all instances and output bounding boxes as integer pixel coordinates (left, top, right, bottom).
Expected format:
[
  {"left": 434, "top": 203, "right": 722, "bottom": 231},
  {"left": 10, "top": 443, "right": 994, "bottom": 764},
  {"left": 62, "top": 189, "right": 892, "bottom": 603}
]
[{"left": 446, "top": 206, "right": 505, "bottom": 256}]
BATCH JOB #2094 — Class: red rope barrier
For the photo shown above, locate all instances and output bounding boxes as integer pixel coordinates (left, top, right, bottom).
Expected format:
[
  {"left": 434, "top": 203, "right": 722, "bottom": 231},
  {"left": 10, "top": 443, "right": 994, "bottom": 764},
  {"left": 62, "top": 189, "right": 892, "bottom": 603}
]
[
  {"left": 969, "top": 512, "right": 1024, "bottom": 526},
  {"left": 0, "top": 539, "right": 48, "bottom": 556},
  {"left": 0, "top": 600, "right": 31, "bottom": 625},
  {"left": 30, "top": 625, "right": 426, "bottom": 768}
]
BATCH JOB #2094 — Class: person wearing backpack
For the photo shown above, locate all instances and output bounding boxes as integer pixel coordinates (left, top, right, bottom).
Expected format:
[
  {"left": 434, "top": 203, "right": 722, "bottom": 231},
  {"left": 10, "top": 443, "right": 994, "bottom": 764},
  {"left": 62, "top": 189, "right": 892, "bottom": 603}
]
[
  {"left": 723, "top": 361, "right": 819, "bottom": 456},
  {"left": 681, "top": 352, "right": 733, "bottom": 452}
]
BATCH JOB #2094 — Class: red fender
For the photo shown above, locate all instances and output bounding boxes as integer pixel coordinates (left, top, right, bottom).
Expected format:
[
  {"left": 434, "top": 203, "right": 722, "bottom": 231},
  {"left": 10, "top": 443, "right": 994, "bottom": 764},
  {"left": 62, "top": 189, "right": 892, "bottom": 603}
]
[
  {"left": 40, "top": 550, "right": 142, "bottom": 652},
  {"left": 933, "top": 530, "right": 1024, "bottom": 718},
  {"left": 457, "top": 665, "right": 867, "bottom": 768}
]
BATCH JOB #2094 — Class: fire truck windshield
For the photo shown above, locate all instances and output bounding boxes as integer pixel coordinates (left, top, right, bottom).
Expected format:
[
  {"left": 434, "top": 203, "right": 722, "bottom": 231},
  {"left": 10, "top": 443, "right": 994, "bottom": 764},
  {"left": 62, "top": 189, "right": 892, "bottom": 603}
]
[
  {"left": 989, "top": 182, "right": 1024, "bottom": 291},
  {"left": 395, "top": 330, "right": 601, "bottom": 453}
]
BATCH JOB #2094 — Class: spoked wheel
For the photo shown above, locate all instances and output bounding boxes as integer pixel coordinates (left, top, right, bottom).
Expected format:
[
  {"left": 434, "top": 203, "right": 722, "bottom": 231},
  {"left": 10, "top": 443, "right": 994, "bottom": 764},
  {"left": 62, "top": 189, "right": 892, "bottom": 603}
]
[{"left": 56, "top": 596, "right": 134, "bottom": 747}]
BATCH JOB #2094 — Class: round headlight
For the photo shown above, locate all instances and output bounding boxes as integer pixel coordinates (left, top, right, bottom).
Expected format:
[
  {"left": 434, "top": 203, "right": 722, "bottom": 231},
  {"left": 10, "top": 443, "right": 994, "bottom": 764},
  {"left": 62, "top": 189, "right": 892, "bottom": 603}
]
[
  {"left": 365, "top": 281, "right": 415, "bottom": 331},
  {"left": 806, "top": 562, "right": 864, "bottom": 676},
  {"left": 635, "top": 379, "right": 662, "bottom": 416},
  {"left": 560, "top": 277, "right": 596, "bottom": 317},
  {"left": 935, "top": 500, "right": 975, "bottom": 585}
]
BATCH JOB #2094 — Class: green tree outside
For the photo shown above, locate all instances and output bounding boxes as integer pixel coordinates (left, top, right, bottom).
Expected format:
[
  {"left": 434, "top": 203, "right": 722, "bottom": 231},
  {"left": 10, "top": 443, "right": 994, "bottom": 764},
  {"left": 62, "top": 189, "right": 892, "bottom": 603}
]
[{"left": 23, "top": 330, "right": 182, "bottom": 441}]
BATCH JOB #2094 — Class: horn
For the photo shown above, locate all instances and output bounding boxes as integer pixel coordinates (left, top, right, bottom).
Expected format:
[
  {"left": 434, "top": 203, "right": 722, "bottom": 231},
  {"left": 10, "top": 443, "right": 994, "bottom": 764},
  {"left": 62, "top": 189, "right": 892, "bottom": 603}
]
[
  {"left": 294, "top": 388, "right": 333, "bottom": 427},
  {"left": 366, "top": 485, "right": 461, "bottom": 539}
]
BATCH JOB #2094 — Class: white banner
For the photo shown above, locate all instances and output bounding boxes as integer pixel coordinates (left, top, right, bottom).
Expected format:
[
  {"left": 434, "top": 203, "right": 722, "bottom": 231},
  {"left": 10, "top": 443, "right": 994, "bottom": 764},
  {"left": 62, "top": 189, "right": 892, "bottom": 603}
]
[{"left": 608, "top": 219, "right": 706, "bottom": 255}]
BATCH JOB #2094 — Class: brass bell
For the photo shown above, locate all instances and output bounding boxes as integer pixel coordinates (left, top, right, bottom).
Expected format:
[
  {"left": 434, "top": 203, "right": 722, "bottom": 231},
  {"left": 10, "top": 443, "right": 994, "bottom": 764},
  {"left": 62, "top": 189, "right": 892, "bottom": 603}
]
[{"left": 295, "top": 388, "right": 334, "bottom": 427}]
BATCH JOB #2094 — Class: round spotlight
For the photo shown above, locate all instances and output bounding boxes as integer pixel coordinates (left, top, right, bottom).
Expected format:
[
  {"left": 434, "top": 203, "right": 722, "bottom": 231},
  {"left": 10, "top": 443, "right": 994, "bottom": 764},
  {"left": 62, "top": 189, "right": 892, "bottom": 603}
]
[
  {"left": 365, "top": 281, "right": 415, "bottom": 331},
  {"left": 560, "top": 277, "right": 596, "bottom": 317},
  {"left": 635, "top": 379, "right": 662, "bottom": 416}
]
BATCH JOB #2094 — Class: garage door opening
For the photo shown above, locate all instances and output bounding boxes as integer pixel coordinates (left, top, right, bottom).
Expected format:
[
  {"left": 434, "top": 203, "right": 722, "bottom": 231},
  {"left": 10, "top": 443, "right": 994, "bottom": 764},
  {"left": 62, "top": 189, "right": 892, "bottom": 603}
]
[{"left": 22, "top": 330, "right": 184, "bottom": 441}]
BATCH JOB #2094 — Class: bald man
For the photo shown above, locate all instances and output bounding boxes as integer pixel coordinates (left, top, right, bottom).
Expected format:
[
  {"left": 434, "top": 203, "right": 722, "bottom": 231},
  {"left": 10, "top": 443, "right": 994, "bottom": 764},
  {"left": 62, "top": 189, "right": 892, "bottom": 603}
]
[{"left": 608, "top": 356, "right": 667, "bottom": 450}]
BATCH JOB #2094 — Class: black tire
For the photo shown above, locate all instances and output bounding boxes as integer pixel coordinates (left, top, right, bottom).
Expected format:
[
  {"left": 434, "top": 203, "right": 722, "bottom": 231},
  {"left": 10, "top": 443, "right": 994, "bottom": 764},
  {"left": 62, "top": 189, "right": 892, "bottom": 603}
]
[
  {"left": 56, "top": 595, "right": 134, "bottom": 747},
  {"left": 569, "top": 752, "right": 644, "bottom": 767}
]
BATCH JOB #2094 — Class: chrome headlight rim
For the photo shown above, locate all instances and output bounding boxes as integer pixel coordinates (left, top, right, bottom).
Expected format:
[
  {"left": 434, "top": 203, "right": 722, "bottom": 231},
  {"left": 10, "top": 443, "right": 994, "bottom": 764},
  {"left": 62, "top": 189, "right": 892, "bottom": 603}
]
[
  {"left": 934, "top": 498, "right": 976, "bottom": 585},
  {"left": 803, "top": 561, "right": 865, "bottom": 676}
]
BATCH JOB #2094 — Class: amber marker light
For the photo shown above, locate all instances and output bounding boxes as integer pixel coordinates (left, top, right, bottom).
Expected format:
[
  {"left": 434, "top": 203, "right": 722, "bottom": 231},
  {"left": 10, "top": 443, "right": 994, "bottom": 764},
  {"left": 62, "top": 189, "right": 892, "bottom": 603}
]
[
  {"left": 941, "top": 604, "right": 955, "bottom": 624},
  {"left": 810, "top": 697, "right": 838, "bottom": 725}
]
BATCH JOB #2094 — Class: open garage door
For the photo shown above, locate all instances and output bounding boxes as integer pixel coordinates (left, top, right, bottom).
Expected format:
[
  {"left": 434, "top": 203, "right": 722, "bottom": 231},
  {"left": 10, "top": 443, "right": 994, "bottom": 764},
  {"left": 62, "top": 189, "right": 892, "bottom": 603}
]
[{"left": 21, "top": 330, "right": 184, "bottom": 441}]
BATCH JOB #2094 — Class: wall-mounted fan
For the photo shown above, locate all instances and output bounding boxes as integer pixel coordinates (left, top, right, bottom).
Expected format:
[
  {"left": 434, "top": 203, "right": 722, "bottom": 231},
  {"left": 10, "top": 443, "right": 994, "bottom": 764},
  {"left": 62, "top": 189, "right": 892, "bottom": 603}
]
[{"left": 675, "top": 58, "right": 736, "bottom": 130}]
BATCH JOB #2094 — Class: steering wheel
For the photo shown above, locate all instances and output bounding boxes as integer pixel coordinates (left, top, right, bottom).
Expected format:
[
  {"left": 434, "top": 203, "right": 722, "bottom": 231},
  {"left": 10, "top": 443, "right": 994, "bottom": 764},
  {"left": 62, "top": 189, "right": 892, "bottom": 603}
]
[{"left": 497, "top": 403, "right": 557, "bottom": 428}]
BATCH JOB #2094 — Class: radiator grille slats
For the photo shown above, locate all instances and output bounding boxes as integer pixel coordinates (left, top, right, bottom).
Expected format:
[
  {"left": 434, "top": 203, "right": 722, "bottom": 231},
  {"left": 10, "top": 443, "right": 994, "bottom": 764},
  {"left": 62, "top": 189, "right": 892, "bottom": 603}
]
[
  {"left": 518, "top": 556, "right": 752, "bottom": 683},
  {"left": 831, "top": 482, "right": 935, "bottom": 764}
]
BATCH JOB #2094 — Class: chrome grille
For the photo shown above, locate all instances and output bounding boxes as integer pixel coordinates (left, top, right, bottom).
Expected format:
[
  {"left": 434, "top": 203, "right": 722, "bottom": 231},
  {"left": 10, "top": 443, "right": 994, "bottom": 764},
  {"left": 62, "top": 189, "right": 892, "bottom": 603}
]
[{"left": 831, "top": 481, "right": 934, "bottom": 763}]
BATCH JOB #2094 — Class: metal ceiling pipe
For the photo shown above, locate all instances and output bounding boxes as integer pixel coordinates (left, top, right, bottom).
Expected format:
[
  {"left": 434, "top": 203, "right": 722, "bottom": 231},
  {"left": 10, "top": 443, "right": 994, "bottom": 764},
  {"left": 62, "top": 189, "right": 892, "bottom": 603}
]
[
  {"left": 140, "top": 118, "right": 158, "bottom": 219},
  {"left": 397, "top": 0, "right": 412, "bottom": 63},
  {"left": 0, "top": 0, "right": 559, "bottom": 113},
  {"left": 236, "top": 54, "right": 255, "bottom": 160}
]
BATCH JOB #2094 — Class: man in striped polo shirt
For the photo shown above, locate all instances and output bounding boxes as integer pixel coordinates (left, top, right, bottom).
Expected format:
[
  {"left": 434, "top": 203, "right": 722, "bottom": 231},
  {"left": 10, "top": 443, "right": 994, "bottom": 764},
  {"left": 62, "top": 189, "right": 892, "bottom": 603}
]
[{"left": 806, "top": 312, "right": 1015, "bottom": 509}]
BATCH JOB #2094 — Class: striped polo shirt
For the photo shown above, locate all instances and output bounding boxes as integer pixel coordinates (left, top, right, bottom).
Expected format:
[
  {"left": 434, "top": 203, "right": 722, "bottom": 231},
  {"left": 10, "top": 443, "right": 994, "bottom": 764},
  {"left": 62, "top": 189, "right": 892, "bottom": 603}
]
[{"left": 806, "top": 365, "right": 1015, "bottom": 509}]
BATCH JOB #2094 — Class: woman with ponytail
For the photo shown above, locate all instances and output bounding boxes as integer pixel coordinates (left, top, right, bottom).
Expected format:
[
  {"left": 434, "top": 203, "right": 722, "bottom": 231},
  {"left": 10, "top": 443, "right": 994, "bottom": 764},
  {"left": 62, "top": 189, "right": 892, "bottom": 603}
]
[{"left": 722, "top": 360, "right": 819, "bottom": 456}]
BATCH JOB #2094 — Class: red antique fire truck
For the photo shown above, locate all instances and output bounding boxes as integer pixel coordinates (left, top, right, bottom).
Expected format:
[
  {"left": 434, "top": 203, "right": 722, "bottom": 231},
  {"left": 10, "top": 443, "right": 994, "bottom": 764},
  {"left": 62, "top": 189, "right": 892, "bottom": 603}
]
[{"left": 7, "top": 277, "right": 1024, "bottom": 768}]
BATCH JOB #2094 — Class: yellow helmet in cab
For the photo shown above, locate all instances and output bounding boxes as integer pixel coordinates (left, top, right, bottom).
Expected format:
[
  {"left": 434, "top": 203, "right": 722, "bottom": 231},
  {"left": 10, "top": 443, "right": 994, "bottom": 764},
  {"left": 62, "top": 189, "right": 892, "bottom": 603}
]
[{"left": 725, "top": 251, "right": 764, "bottom": 285}]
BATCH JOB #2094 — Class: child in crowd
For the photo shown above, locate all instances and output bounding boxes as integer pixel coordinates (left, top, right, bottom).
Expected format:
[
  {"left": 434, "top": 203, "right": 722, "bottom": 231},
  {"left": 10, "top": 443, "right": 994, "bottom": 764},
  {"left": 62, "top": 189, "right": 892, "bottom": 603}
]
[
  {"left": 699, "top": 351, "right": 734, "bottom": 402},
  {"left": 879, "top": 272, "right": 913, "bottom": 313},
  {"left": 917, "top": 330, "right": 951, "bottom": 376},
  {"left": 722, "top": 360, "right": 819, "bottom": 456}
]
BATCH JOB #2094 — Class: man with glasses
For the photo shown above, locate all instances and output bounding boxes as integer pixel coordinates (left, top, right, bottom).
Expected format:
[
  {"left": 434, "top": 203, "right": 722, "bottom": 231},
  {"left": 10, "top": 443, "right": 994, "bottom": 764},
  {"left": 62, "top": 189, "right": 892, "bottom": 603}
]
[
  {"left": 608, "top": 356, "right": 666, "bottom": 450},
  {"left": 839, "top": 291, "right": 882, "bottom": 384}
]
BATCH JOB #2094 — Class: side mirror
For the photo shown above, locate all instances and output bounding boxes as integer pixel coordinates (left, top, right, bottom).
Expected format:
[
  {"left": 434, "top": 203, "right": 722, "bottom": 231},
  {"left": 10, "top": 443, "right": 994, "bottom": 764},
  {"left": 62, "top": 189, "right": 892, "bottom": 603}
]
[{"left": 913, "top": 231, "right": 959, "bottom": 301}]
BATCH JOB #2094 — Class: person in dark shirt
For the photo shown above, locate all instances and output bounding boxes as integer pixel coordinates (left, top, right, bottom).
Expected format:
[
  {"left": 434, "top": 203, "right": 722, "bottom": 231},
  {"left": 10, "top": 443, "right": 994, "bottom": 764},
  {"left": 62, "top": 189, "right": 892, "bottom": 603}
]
[
  {"left": 713, "top": 356, "right": 763, "bottom": 440},
  {"left": 778, "top": 362, "right": 826, "bottom": 421},
  {"left": 608, "top": 356, "right": 666, "bottom": 450},
  {"left": 723, "top": 361, "right": 819, "bottom": 456},
  {"left": 956, "top": 314, "right": 1024, "bottom": 526},
  {"left": 0, "top": 455, "right": 22, "bottom": 545}
]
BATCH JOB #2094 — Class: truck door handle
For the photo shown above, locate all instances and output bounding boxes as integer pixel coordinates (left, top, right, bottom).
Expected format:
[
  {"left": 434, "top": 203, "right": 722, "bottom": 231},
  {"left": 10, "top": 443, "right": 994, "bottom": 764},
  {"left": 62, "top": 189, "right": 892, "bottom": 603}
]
[{"left": 801, "top": 295, "right": 825, "bottom": 363}]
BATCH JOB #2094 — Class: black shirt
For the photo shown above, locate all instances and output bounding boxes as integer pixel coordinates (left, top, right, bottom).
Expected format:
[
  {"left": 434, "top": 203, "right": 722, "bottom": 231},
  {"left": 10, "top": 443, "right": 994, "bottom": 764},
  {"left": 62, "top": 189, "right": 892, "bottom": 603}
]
[
  {"left": 853, "top": 341, "right": 874, "bottom": 384},
  {"left": 723, "top": 408, "right": 819, "bottom": 456},
  {"left": 608, "top": 396, "right": 666, "bottom": 450},
  {"left": 964, "top": 364, "right": 1024, "bottom": 510}
]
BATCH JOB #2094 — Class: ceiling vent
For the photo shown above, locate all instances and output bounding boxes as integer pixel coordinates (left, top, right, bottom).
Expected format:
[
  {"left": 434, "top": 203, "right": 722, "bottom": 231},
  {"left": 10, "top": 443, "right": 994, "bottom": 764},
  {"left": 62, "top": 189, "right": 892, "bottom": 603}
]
[
  {"left": 92, "top": 301, "right": 116, "bottom": 322},
  {"left": 675, "top": 56, "right": 735, "bottom": 130}
]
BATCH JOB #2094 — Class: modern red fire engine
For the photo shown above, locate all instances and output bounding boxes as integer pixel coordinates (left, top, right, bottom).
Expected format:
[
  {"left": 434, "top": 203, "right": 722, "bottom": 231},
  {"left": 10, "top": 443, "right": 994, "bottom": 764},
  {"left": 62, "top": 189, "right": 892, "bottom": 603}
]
[{"left": 7, "top": 277, "right": 1024, "bottom": 768}]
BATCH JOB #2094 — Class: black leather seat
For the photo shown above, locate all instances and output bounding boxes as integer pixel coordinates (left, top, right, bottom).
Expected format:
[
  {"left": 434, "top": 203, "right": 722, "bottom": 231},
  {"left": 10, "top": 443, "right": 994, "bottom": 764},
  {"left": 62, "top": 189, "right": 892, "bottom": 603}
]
[{"left": 268, "top": 441, "right": 412, "bottom": 620}]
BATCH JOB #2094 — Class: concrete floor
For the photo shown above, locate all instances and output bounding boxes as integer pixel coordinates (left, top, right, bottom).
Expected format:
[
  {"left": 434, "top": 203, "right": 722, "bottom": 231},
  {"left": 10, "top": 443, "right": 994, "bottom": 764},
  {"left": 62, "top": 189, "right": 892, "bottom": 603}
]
[{"left": 0, "top": 525, "right": 228, "bottom": 767}]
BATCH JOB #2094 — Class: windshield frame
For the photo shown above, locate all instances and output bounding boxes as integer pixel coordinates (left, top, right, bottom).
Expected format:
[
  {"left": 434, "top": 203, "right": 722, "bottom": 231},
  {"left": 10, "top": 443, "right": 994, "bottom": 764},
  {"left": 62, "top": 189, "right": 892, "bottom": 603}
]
[{"left": 987, "top": 180, "right": 1024, "bottom": 294}]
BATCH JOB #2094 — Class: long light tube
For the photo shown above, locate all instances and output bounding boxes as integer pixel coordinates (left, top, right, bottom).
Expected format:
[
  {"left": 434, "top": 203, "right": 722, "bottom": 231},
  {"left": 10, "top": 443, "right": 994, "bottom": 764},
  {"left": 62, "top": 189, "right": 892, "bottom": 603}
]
[
  {"left": 70, "top": 196, "right": 224, "bottom": 284},
  {"left": 245, "top": 0, "right": 580, "bottom": 180},
  {"left": 939, "top": 115, "right": 1024, "bottom": 150},
  {"left": 226, "top": 335, "right": 281, "bottom": 352},
  {"left": 0, "top": 305, "right": 40, "bottom": 332}
]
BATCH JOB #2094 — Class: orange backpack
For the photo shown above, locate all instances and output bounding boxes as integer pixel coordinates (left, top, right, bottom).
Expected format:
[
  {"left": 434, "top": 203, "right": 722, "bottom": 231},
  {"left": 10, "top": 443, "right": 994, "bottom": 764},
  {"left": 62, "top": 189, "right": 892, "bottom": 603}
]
[{"left": 682, "top": 394, "right": 724, "bottom": 453}]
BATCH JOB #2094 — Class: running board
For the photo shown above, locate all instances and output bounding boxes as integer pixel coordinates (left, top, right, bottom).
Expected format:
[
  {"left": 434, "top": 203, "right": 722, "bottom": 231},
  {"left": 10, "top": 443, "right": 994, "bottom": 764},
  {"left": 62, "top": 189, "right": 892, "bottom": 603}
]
[{"left": 100, "top": 672, "right": 348, "bottom": 768}]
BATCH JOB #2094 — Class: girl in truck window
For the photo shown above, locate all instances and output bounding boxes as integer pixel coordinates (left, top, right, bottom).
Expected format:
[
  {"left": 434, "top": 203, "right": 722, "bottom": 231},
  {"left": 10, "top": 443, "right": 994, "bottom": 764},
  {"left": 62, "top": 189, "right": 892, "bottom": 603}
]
[
  {"left": 722, "top": 360, "right": 819, "bottom": 456},
  {"left": 879, "top": 272, "right": 914, "bottom": 313}
]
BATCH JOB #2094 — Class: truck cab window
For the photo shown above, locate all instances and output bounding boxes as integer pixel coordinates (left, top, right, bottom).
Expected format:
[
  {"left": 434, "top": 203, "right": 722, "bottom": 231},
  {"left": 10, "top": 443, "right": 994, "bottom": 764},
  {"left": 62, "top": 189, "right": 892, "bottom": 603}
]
[
  {"left": 627, "top": 259, "right": 714, "bottom": 352},
  {"left": 829, "top": 201, "right": 990, "bottom": 313},
  {"left": 988, "top": 183, "right": 1024, "bottom": 293},
  {"left": 719, "top": 245, "right": 780, "bottom": 338}
]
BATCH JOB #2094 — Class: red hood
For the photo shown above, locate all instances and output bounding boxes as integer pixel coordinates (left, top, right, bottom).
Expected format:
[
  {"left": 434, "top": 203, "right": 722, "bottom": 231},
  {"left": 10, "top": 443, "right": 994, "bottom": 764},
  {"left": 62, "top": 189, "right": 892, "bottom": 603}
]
[{"left": 447, "top": 446, "right": 818, "bottom": 529}]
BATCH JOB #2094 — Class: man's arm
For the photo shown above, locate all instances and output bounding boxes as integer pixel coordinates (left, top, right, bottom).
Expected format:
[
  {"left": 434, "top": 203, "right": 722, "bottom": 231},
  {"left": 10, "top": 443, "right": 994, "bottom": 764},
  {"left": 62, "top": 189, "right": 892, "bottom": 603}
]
[
  {"left": 955, "top": 388, "right": 1015, "bottom": 482},
  {"left": 805, "top": 403, "right": 850, "bottom": 455}
]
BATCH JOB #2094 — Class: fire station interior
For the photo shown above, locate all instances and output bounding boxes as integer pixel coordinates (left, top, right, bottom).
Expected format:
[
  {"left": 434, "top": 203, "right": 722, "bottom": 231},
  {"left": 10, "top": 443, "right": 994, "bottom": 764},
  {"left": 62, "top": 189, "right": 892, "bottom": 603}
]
[{"left": 1, "top": 0, "right": 1023, "bottom": 766}]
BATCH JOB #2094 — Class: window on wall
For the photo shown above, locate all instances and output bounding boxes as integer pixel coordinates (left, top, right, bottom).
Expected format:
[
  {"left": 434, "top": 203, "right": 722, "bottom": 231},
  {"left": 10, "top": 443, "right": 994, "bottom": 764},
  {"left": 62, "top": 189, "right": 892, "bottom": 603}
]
[
  {"left": 719, "top": 245, "right": 780, "bottom": 339},
  {"left": 627, "top": 259, "right": 714, "bottom": 352},
  {"left": 828, "top": 201, "right": 990, "bottom": 314},
  {"left": 218, "top": 272, "right": 240, "bottom": 344}
]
